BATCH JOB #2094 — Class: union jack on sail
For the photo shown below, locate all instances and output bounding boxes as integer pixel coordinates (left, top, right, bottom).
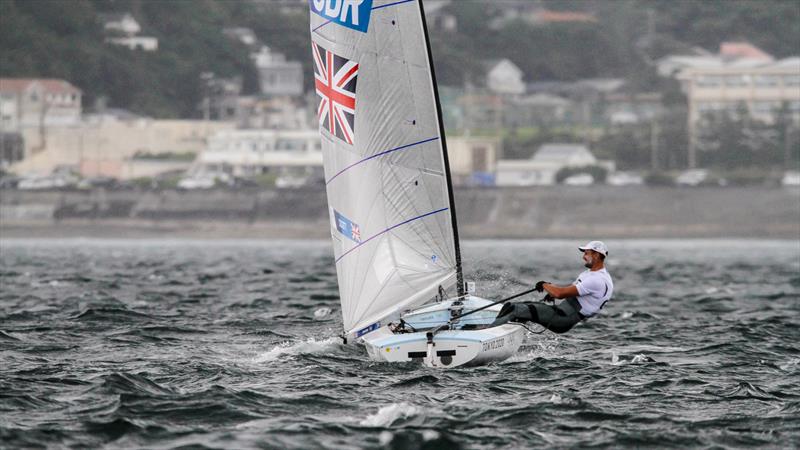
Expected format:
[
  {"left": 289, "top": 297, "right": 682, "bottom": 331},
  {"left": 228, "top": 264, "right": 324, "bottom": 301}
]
[{"left": 312, "top": 42, "right": 358, "bottom": 145}]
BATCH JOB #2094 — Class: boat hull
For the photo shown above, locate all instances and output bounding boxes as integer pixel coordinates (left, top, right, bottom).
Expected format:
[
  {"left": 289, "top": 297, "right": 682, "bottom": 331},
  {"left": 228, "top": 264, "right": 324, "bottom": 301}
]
[{"left": 361, "top": 323, "right": 525, "bottom": 368}]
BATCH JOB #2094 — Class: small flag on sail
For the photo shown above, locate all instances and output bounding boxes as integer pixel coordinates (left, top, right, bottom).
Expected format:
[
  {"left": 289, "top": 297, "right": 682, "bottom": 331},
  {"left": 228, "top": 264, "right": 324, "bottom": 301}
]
[
  {"left": 334, "top": 209, "right": 362, "bottom": 243},
  {"left": 312, "top": 42, "right": 358, "bottom": 145}
]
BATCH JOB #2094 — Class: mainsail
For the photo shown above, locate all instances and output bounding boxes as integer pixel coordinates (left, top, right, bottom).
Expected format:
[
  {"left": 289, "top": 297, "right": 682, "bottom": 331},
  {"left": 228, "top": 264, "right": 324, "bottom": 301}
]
[{"left": 308, "top": 0, "right": 463, "bottom": 338}]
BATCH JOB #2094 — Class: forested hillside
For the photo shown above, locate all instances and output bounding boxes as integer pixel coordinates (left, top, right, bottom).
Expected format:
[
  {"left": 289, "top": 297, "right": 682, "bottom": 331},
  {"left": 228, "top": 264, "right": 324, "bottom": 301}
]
[{"left": 1, "top": 0, "right": 797, "bottom": 118}]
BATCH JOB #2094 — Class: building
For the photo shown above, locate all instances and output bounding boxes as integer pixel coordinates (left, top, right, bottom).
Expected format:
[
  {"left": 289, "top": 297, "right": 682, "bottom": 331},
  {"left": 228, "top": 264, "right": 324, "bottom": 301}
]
[
  {"left": 195, "top": 129, "right": 321, "bottom": 177},
  {"left": 677, "top": 57, "right": 800, "bottom": 167},
  {"left": 496, "top": 143, "right": 600, "bottom": 186},
  {"left": 101, "top": 12, "right": 158, "bottom": 51},
  {"left": 101, "top": 13, "right": 141, "bottom": 35},
  {"left": 486, "top": 59, "right": 525, "bottom": 96},
  {"left": 505, "top": 94, "right": 573, "bottom": 127},
  {"left": 106, "top": 36, "right": 158, "bottom": 51},
  {"left": 9, "top": 119, "right": 235, "bottom": 178},
  {"left": 446, "top": 136, "right": 502, "bottom": 186},
  {"left": 252, "top": 46, "right": 304, "bottom": 97},
  {"left": 0, "top": 78, "right": 82, "bottom": 131},
  {"left": 658, "top": 42, "right": 775, "bottom": 78},
  {"left": 223, "top": 27, "right": 258, "bottom": 46}
]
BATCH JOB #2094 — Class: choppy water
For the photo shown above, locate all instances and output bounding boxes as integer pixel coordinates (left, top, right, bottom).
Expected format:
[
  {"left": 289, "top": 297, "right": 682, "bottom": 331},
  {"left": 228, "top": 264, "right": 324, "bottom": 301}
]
[{"left": 1, "top": 238, "right": 798, "bottom": 449}]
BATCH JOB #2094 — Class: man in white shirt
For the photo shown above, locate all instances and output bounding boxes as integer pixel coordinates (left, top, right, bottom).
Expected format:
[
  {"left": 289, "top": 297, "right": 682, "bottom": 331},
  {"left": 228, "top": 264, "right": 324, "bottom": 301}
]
[{"left": 491, "top": 241, "right": 614, "bottom": 333}]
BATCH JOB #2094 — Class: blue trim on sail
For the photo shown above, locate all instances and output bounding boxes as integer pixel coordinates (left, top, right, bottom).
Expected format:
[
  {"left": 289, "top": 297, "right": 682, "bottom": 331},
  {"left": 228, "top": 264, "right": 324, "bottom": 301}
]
[
  {"left": 312, "top": 0, "right": 415, "bottom": 33},
  {"left": 335, "top": 207, "right": 448, "bottom": 263},
  {"left": 312, "top": 20, "right": 332, "bottom": 33},
  {"left": 326, "top": 137, "right": 439, "bottom": 185}
]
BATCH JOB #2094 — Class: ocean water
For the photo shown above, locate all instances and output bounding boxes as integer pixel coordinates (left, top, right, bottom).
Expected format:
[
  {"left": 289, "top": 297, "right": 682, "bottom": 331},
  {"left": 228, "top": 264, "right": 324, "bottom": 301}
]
[{"left": 1, "top": 238, "right": 798, "bottom": 449}]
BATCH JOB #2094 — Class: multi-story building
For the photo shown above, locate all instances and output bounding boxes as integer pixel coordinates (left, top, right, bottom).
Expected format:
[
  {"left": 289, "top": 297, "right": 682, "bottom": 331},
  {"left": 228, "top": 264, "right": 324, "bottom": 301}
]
[
  {"left": 0, "top": 78, "right": 82, "bottom": 131},
  {"left": 252, "top": 46, "right": 304, "bottom": 98},
  {"left": 195, "top": 129, "right": 321, "bottom": 177},
  {"left": 678, "top": 57, "right": 800, "bottom": 166}
]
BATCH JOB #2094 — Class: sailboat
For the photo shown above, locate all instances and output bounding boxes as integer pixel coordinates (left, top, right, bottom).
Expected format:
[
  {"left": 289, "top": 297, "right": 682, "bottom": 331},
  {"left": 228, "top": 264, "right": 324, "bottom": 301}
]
[{"left": 308, "top": 0, "right": 524, "bottom": 367}]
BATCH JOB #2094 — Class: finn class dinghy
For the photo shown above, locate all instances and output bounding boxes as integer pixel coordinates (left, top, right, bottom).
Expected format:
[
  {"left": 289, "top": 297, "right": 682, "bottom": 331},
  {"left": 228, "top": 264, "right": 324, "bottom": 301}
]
[{"left": 308, "top": 0, "right": 524, "bottom": 367}]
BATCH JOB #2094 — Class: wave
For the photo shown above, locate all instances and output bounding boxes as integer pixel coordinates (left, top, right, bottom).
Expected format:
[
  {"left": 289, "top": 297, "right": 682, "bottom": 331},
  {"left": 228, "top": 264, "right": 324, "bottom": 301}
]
[
  {"left": 359, "top": 402, "right": 420, "bottom": 427},
  {"left": 252, "top": 337, "right": 339, "bottom": 363}
]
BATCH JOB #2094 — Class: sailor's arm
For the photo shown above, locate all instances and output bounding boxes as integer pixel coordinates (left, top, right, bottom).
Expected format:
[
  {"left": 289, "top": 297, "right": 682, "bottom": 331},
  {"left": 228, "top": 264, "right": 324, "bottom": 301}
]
[{"left": 542, "top": 283, "right": 579, "bottom": 299}]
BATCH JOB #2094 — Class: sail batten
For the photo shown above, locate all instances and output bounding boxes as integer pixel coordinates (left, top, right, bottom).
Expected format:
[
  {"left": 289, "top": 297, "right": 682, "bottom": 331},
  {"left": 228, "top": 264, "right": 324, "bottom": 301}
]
[{"left": 309, "top": 0, "right": 462, "bottom": 335}]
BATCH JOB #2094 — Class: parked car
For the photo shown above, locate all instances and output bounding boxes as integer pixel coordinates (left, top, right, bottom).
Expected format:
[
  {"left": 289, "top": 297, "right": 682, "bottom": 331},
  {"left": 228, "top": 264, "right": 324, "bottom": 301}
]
[
  {"left": 563, "top": 173, "right": 594, "bottom": 186},
  {"left": 782, "top": 171, "right": 800, "bottom": 187},
  {"left": 607, "top": 172, "right": 644, "bottom": 186},
  {"left": 17, "top": 174, "right": 76, "bottom": 190},
  {"left": 177, "top": 172, "right": 232, "bottom": 189},
  {"left": 676, "top": 169, "right": 709, "bottom": 186}
]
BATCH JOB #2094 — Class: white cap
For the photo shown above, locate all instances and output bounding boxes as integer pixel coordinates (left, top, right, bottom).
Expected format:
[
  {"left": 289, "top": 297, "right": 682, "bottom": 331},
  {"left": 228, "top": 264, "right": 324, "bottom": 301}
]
[{"left": 578, "top": 240, "right": 608, "bottom": 257}]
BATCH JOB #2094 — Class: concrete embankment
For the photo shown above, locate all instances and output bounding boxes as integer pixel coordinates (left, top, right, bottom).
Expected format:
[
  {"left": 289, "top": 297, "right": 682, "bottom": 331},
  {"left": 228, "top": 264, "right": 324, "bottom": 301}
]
[{"left": 1, "top": 187, "right": 798, "bottom": 239}]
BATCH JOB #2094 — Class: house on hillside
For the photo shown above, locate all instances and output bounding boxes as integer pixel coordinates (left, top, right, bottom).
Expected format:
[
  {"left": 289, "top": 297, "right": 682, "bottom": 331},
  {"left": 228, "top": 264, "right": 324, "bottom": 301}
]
[
  {"left": 101, "top": 12, "right": 158, "bottom": 51},
  {"left": 486, "top": 59, "right": 525, "bottom": 96},
  {"left": 0, "top": 78, "right": 82, "bottom": 131},
  {"left": 223, "top": 27, "right": 258, "bottom": 46},
  {"left": 251, "top": 46, "right": 303, "bottom": 98},
  {"left": 505, "top": 93, "right": 573, "bottom": 127},
  {"left": 496, "top": 143, "right": 603, "bottom": 186},
  {"left": 101, "top": 13, "right": 141, "bottom": 35}
]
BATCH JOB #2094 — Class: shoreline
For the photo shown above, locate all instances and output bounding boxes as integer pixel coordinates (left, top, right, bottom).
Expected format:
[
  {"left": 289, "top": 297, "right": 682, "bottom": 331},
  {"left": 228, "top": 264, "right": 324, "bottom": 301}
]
[{"left": 1, "top": 218, "right": 798, "bottom": 240}]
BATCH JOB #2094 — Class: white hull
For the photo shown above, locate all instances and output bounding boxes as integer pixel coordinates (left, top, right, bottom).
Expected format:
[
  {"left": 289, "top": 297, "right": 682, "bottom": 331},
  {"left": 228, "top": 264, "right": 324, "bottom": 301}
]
[{"left": 358, "top": 296, "right": 526, "bottom": 368}]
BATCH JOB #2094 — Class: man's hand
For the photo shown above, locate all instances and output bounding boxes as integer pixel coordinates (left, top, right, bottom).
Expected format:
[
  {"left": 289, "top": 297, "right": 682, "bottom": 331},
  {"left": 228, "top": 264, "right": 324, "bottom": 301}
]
[{"left": 535, "top": 280, "right": 548, "bottom": 292}]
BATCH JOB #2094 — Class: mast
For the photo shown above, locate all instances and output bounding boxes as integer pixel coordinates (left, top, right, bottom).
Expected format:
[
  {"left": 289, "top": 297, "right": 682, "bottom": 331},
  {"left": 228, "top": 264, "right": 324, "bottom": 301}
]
[{"left": 418, "top": 0, "right": 465, "bottom": 298}]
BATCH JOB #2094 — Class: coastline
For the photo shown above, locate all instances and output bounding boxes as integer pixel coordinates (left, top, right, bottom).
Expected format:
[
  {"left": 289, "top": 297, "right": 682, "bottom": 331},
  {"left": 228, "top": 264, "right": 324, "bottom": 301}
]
[{"left": 2, "top": 186, "right": 798, "bottom": 239}]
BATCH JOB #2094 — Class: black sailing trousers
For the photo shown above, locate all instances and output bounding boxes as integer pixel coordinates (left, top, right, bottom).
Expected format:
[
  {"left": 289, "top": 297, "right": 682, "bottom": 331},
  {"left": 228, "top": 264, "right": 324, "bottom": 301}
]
[{"left": 490, "top": 297, "right": 584, "bottom": 333}]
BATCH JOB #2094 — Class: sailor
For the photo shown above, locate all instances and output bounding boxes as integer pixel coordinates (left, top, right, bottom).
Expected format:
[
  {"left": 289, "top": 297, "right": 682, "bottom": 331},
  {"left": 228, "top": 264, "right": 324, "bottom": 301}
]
[{"left": 491, "top": 241, "right": 614, "bottom": 333}]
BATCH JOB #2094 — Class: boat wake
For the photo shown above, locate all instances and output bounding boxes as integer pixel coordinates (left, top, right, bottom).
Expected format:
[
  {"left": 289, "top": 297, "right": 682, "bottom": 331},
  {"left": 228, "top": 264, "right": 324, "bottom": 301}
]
[
  {"left": 359, "top": 402, "right": 420, "bottom": 427},
  {"left": 252, "top": 337, "right": 339, "bottom": 363}
]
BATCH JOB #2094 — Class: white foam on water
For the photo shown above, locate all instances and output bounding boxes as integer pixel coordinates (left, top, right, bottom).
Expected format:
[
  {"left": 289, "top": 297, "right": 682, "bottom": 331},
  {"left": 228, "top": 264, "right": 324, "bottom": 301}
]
[
  {"left": 505, "top": 336, "right": 561, "bottom": 363},
  {"left": 779, "top": 358, "right": 799, "bottom": 372},
  {"left": 421, "top": 430, "right": 440, "bottom": 441},
  {"left": 313, "top": 307, "right": 331, "bottom": 319},
  {"left": 359, "top": 402, "right": 419, "bottom": 427},
  {"left": 378, "top": 431, "right": 393, "bottom": 445},
  {"left": 252, "top": 337, "right": 338, "bottom": 363},
  {"left": 549, "top": 393, "right": 562, "bottom": 404},
  {"left": 621, "top": 311, "right": 634, "bottom": 319}
]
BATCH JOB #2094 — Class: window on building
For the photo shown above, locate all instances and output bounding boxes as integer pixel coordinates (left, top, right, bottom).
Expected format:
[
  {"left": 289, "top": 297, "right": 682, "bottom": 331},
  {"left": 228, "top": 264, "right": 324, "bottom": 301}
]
[
  {"left": 696, "top": 76, "right": 723, "bottom": 87},
  {"left": 724, "top": 75, "right": 748, "bottom": 87},
  {"left": 754, "top": 75, "right": 780, "bottom": 87},
  {"left": 784, "top": 74, "right": 800, "bottom": 87}
]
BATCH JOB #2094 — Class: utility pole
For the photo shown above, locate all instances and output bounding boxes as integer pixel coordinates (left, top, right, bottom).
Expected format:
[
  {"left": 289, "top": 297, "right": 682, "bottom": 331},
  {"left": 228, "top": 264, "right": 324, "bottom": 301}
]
[{"left": 650, "top": 117, "right": 660, "bottom": 171}]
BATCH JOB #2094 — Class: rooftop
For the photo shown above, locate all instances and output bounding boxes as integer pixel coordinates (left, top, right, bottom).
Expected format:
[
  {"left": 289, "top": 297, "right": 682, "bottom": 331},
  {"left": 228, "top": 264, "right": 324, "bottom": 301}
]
[{"left": 0, "top": 78, "right": 82, "bottom": 95}]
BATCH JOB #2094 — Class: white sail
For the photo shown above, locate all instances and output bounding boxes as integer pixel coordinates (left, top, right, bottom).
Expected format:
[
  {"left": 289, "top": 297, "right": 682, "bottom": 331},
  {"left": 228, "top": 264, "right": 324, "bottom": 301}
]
[{"left": 308, "top": 0, "right": 462, "bottom": 338}]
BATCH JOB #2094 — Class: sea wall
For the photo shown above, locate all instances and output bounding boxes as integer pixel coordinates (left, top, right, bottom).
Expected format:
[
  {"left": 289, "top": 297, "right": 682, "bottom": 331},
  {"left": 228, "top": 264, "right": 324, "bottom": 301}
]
[{"left": 1, "top": 187, "right": 798, "bottom": 238}]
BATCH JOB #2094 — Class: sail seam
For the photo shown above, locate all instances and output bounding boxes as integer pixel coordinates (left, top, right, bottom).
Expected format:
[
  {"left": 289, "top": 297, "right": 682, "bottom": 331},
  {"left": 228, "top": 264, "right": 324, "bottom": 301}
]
[
  {"left": 325, "top": 136, "right": 439, "bottom": 185},
  {"left": 335, "top": 207, "right": 449, "bottom": 263},
  {"left": 373, "top": 0, "right": 415, "bottom": 10}
]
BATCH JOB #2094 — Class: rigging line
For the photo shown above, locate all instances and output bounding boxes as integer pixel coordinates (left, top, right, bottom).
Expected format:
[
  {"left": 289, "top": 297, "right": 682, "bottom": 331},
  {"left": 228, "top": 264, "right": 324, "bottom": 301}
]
[
  {"left": 335, "top": 207, "right": 449, "bottom": 264},
  {"left": 326, "top": 137, "right": 439, "bottom": 185},
  {"left": 312, "top": 0, "right": 415, "bottom": 33}
]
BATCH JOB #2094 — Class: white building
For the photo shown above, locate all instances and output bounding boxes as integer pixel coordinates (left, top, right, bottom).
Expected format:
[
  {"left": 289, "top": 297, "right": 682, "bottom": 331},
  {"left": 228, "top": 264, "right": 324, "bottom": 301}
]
[
  {"left": 497, "top": 143, "right": 605, "bottom": 186},
  {"left": 0, "top": 78, "right": 82, "bottom": 132},
  {"left": 106, "top": 36, "right": 159, "bottom": 51},
  {"left": 196, "top": 129, "right": 321, "bottom": 176},
  {"left": 252, "top": 46, "right": 304, "bottom": 97},
  {"left": 102, "top": 13, "right": 141, "bottom": 35},
  {"left": 487, "top": 59, "right": 525, "bottom": 96},
  {"left": 102, "top": 12, "right": 158, "bottom": 51}
]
